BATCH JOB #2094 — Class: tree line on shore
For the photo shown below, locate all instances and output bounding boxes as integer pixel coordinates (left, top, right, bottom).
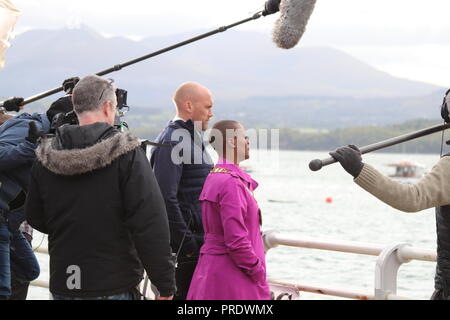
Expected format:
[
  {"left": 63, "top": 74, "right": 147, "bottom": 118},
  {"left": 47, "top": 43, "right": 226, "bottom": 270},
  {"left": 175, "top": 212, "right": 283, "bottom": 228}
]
[
  {"left": 132, "top": 118, "right": 447, "bottom": 154},
  {"left": 277, "top": 119, "right": 446, "bottom": 154}
]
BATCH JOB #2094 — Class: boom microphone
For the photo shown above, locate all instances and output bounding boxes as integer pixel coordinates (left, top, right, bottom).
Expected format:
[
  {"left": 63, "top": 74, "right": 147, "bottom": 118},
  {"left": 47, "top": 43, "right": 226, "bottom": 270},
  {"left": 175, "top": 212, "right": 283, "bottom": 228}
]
[
  {"left": 1, "top": 3, "right": 283, "bottom": 108},
  {"left": 263, "top": 0, "right": 281, "bottom": 16},
  {"left": 273, "top": 0, "right": 317, "bottom": 49}
]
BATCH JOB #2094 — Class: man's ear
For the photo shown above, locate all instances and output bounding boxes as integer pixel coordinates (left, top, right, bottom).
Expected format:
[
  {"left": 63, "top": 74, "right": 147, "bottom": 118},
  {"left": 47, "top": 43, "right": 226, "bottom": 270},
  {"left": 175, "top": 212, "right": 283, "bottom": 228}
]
[
  {"left": 101, "top": 101, "right": 109, "bottom": 117},
  {"left": 185, "top": 101, "right": 193, "bottom": 113},
  {"left": 103, "top": 101, "right": 115, "bottom": 116}
]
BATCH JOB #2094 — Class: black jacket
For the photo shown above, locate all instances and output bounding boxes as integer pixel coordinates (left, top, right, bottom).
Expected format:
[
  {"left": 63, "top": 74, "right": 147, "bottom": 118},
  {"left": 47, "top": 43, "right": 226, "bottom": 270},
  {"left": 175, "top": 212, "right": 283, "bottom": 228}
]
[
  {"left": 150, "top": 120, "right": 213, "bottom": 257},
  {"left": 435, "top": 154, "right": 450, "bottom": 295},
  {"left": 435, "top": 206, "right": 450, "bottom": 295},
  {"left": 25, "top": 122, "right": 176, "bottom": 298}
]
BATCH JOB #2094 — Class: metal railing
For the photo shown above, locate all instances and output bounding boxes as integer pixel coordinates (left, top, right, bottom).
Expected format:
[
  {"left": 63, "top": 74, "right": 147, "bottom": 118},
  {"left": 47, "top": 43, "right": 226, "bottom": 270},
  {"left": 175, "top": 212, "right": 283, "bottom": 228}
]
[
  {"left": 263, "top": 230, "right": 437, "bottom": 300},
  {"left": 30, "top": 231, "right": 437, "bottom": 300}
]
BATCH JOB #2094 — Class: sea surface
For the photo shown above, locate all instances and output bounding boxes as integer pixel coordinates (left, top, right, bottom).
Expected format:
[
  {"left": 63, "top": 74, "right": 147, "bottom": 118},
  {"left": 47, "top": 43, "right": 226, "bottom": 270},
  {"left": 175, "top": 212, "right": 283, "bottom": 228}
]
[{"left": 28, "top": 149, "right": 440, "bottom": 300}]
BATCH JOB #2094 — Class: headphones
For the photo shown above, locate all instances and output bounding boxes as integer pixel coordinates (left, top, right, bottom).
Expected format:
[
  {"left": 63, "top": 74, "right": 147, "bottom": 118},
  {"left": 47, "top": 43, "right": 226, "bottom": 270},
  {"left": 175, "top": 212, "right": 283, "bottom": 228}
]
[{"left": 441, "top": 89, "right": 450, "bottom": 123}]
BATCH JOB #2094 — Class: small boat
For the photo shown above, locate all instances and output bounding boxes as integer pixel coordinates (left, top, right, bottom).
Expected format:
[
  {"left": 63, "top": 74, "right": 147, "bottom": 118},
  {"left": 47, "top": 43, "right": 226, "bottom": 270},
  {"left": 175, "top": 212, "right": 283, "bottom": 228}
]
[{"left": 385, "top": 161, "right": 425, "bottom": 182}]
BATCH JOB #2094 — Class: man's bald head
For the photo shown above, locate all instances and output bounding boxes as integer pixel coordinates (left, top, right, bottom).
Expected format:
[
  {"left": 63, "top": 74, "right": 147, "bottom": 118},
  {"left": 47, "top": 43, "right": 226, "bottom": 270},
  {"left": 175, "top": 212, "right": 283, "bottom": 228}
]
[
  {"left": 173, "top": 82, "right": 210, "bottom": 107},
  {"left": 172, "top": 82, "right": 214, "bottom": 131}
]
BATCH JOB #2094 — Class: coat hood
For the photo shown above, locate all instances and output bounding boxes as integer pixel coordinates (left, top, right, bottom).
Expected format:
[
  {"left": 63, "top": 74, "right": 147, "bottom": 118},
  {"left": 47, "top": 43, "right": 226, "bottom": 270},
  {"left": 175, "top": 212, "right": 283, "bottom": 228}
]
[{"left": 36, "top": 122, "right": 141, "bottom": 176}]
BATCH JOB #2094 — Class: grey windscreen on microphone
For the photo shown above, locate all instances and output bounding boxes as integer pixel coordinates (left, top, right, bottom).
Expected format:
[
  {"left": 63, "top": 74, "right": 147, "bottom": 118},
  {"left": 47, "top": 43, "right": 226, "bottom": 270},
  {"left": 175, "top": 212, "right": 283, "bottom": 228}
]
[{"left": 272, "top": 0, "right": 317, "bottom": 49}]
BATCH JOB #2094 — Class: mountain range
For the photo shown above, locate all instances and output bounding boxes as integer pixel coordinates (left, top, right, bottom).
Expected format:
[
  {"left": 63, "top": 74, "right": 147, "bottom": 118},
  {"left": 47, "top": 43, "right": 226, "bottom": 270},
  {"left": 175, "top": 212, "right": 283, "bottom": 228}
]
[{"left": 0, "top": 25, "right": 446, "bottom": 129}]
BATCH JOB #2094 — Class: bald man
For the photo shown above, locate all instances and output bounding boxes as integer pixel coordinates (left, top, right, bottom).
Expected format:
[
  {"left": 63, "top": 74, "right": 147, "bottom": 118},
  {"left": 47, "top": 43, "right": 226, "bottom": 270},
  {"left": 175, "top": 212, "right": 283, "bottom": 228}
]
[{"left": 150, "top": 82, "right": 214, "bottom": 300}]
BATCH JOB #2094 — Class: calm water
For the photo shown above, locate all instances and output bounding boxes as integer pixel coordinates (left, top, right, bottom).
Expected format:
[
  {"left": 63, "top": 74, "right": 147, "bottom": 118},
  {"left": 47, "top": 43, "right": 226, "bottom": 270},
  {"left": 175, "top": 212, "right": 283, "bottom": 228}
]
[{"left": 28, "top": 150, "right": 440, "bottom": 300}]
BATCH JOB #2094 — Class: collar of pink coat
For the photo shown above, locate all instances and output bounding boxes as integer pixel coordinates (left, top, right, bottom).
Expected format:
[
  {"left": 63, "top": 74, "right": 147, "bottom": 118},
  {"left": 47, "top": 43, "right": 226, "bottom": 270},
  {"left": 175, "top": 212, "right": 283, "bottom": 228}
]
[{"left": 216, "top": 157, "right": 258, "bottom": 190}]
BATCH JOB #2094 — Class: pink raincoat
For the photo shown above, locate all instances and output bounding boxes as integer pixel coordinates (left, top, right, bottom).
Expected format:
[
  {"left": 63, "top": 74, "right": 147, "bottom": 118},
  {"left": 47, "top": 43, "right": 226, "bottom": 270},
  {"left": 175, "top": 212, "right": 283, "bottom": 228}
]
[{"left": 187, "top": 158, "right": 270, "bottom": 300}]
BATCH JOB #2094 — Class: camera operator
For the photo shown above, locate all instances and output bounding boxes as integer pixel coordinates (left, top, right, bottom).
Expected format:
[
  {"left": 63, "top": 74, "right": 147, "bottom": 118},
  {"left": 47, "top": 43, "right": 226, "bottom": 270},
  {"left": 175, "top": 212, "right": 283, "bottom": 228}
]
[
  {"left": 25, "top": 75, "right": 175, "bottom": 300},
  {"left": 0, "top": 79, "right": 75, "bottom": 300}
]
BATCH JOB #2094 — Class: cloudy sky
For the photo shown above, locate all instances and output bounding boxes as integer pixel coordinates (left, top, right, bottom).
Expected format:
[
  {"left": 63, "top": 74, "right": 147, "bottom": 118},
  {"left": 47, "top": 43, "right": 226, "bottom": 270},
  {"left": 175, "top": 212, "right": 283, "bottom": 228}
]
[{"left": 9, "top": 0, "right": 450, "bottom": 87}]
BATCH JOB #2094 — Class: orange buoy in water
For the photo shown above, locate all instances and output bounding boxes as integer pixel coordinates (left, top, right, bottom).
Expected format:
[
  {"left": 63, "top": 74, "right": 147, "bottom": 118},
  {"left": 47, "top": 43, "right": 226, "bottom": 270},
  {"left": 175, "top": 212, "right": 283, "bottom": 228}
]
[{"left": 325, "top": 197, "right": 333, "bottom": 204}]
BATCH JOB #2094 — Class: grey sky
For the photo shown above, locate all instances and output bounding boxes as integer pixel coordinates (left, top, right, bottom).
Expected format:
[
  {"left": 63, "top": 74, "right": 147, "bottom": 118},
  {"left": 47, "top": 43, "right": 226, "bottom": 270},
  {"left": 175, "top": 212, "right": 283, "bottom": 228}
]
[{"left": 10, "top": 0, "right": 450, "bottom": 86}]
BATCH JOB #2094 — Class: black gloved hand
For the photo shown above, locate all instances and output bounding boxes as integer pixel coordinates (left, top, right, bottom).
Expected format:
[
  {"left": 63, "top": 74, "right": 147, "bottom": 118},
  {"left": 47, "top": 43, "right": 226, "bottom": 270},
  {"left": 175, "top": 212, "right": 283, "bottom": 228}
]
[
  {"left": 2, "top": 97, "right": 24, "bottom": 112},
  {"left": 62, "top": 77, "right": 80, "bottom": 94},
  {"left": 329, "top": 145, "right": 364, "bottom": 178},
  {"left": 26, "top": 121, "right": 45, "bottom": 143}
]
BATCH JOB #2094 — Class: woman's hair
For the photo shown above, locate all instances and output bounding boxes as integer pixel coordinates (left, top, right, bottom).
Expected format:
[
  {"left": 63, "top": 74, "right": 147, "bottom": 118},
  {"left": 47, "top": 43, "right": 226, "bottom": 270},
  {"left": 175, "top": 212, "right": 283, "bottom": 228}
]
[{"left": 209, "top": 120, "right": 241, "bottom": 155}]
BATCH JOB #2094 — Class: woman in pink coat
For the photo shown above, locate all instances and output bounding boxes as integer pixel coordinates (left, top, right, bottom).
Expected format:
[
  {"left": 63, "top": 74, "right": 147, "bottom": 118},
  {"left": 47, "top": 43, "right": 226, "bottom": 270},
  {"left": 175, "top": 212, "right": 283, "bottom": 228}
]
[{"left": 187, "top": 120, "right": 270, "bottom": 300}]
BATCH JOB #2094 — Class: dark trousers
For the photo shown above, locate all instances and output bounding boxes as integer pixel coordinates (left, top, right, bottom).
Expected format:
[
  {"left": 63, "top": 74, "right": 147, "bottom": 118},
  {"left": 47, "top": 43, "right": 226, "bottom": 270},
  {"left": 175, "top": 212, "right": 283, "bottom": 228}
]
[
  {"left": 10, "top": 277, "right": 30, "bottom": 300},
  {"left": 431, "top": 289, "right": 450, "bottom": 300},
  {"left": 0, "top": 223, "right": 40, "bottom": 299},
  {"left": 174, "top": 255, "right": 199, "bottom": 300},
  {"left": 52, "top": 289, "right": 141, "bottom": 300},
  {"left": 10, "top": 233, "right": 33, "bottom": 300}
]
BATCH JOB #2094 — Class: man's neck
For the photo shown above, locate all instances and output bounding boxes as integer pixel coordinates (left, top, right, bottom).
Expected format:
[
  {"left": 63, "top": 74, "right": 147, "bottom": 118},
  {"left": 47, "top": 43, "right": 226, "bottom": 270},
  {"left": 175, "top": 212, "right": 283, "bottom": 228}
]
[
  {"left": 78, "top": 113, "right": 109, "bottom": 126},
  {"left": 173, "top": 114, "right": 190, "bottom": 122}
]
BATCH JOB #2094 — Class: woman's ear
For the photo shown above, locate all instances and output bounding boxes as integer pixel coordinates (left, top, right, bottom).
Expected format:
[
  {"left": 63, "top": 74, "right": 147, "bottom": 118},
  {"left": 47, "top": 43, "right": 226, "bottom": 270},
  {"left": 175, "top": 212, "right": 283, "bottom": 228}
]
[{"left": 227, "top": 137, "right": 236, "bottom": 149}]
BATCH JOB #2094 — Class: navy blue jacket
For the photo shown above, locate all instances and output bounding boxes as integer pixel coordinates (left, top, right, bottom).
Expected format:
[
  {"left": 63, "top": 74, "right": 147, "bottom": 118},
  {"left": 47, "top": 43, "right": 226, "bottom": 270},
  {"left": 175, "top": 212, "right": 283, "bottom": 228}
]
[
  {"left": 0, "top": 113, "right": 50, "bottom": 227},
  {"left": 151, "top": 120, "right": 213, "bottom": 257}
]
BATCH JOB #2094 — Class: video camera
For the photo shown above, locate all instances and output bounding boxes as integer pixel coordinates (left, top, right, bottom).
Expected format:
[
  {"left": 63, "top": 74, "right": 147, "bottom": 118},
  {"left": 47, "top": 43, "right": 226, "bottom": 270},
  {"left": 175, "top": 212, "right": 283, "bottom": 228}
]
[
  {"left": 51, "top": 88, "right": 130, "bottom": 132},
  {"left": 113, "top": 88, "right": 130, "bottom": 131}
]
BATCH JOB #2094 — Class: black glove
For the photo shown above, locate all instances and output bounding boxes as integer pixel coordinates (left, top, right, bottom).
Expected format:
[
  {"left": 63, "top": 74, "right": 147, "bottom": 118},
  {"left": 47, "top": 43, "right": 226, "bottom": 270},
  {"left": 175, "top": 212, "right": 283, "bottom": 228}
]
[
  {"left": 26, "top": 121, "right": 45, "bottom": 143},
  {"left": 62, "top": 77, "right": 80, "bottom": 94},
  {"left": 2, "top": 97, "right": 24, "bottom": 112},
  {"left": 329, "top": 145, "right": 364, "bottom": 178}
]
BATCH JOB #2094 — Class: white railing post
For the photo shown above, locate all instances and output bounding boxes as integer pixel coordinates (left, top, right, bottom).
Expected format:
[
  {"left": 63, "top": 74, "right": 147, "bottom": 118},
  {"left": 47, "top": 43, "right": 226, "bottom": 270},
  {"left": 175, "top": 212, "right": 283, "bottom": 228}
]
[
  {"left": 263, "top": 229, "right": 279, "bottom": 252},
  {"left": 374, "top": 243, "right": 411, "bottom": 299}
]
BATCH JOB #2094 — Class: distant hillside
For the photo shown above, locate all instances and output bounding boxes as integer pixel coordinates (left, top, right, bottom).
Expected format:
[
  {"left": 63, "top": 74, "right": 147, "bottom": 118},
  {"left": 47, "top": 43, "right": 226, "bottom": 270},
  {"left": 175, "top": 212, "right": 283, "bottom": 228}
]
[
  {"left": 1, "top": 26, "right": 447, "bottom": 132},
  {"left": 1, "top": 26, "right": 444, "bottom": 103}
]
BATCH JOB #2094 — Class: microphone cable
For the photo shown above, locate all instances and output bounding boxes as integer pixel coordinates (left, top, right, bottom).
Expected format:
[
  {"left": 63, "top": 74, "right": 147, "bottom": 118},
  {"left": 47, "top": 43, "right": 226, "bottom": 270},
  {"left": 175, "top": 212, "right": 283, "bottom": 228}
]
[
  {"left": 440, "top": 120, "right": 446, "bottom": 158},
  {"left": 33, "top": 233, "right": 46, "bottom": 253}
]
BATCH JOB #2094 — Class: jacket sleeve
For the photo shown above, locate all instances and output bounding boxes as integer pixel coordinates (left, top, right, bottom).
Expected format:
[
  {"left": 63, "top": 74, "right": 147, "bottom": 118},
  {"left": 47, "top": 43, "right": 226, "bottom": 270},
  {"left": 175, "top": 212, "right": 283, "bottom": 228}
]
[
  {"left": 151, "top": 142, "right": 198, "bottom": 256},
  {"left": 219, "top": 177, "right": 265, "bottom": 284},
  {"left": 0, "top": 119, "right": 40, "bottom": 170},
  {"left": 354, "top": 157, "right": 450, "bottom": 212},
  {"left": 120, "top": 148, "right": 176, "bottom": 297},
  {"left": 25, "top": 161, "right": 48, "bottom": 234}
]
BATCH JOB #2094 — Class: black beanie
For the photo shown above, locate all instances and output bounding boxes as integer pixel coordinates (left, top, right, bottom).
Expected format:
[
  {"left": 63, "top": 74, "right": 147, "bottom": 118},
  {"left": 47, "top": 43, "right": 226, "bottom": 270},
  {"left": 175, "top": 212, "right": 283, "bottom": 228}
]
[{"left": 46, "top": 96, "right": 74, "bottom": 123}]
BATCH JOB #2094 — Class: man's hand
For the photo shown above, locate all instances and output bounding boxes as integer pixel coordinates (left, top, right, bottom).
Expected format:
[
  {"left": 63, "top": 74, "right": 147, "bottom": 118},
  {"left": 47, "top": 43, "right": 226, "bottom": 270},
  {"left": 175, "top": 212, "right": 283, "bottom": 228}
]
[
  {"left": 2, "top": 97, "right": 24, "bottom": 112},
  {"left": 62, "top": 77, "right": 80, "bottom": 94},
  {"left": 157, "top": 295, "right": 174, "bottom": 300},
  {"left": 329, "top": 145, "right": 364, "bottom": 178}
]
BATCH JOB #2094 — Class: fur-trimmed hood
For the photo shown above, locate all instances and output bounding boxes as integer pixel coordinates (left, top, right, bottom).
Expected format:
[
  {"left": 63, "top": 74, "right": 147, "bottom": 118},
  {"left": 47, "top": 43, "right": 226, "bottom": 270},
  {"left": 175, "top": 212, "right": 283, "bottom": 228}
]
[{"left": 36, "top": 122, "right": 142, "bottom": 176}]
